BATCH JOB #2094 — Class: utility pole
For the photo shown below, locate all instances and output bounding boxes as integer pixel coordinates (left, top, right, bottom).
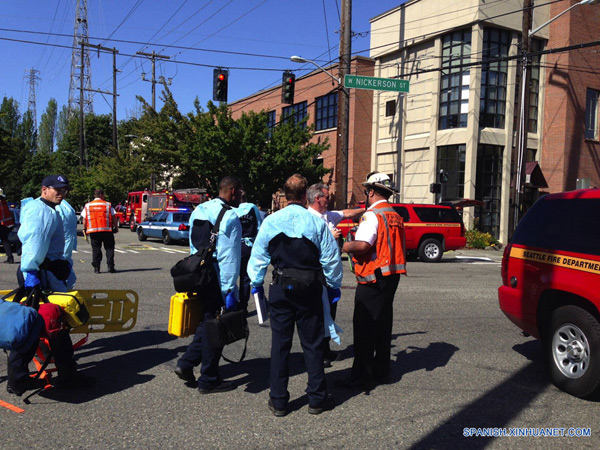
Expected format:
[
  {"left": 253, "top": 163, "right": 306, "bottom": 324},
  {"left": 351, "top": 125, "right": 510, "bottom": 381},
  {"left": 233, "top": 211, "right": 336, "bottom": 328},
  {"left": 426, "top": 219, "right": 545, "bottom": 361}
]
[
  {"left": 137, "top": 51, "right": 171, "bottom": 110},
  {"left": 335, "top": 0, "right": 352, "bottom": 209},
  {"left": 77, "top": 43, "right": 119, "bottom": 163},
  {"left": 509, "top": 0, "right": 534, "bottom": 234}
]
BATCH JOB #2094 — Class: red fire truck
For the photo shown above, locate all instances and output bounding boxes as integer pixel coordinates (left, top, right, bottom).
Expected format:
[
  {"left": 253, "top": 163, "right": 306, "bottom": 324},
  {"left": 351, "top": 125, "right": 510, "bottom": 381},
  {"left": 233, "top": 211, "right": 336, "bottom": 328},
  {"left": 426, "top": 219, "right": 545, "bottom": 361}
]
[{"left": 124, "top": 188, "right": 208, "bottom": 231}]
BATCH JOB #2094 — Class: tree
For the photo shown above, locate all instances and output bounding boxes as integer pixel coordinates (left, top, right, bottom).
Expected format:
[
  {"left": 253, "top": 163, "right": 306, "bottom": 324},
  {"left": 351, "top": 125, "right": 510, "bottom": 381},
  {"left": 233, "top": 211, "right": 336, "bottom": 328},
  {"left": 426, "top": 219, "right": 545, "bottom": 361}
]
[
  {"left": 0, "top": 97, "right": 32, "bottom": 199},
  {"left": 55, "top": 104, "right": 70, "bottom": 149},
  {"left": 19, "top": 110, "right": 37, "bottom": 155},
  {"left": 38, "top": 98, "right": 58, "bottom": 153},
  {"left": 179, "top": 101, "right": 330, "bottom": 206}
]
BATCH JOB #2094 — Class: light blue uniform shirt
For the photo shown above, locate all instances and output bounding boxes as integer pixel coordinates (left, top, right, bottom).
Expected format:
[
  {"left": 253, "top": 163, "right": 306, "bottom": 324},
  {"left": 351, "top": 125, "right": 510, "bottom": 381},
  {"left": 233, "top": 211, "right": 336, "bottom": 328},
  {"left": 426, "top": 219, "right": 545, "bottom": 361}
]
[
  {"left": 18, "top": 197, "right": 72, "bottom": 291},
  {"left": 56, "top": 199, "right": 78, "bottom": 288},
  {"left": 189, "top": 198, "right": 242, "bottom": 299},
  {"left": 247, "top": 204, "right": 343, "bottom": 289},
  {"left": 233, "top": 202, "right": 263, "bottom": 248}
]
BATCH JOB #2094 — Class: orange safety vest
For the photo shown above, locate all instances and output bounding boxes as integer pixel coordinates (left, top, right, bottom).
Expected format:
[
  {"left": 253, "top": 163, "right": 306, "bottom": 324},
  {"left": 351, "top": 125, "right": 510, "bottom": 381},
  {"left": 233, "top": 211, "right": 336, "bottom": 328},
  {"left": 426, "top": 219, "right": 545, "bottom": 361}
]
[
  {"left": 84, "top": 199, "right": 113, "bottom": 233},
  {"left": 352, "top": 201, "right": 407, "bottom": 284},
  {"left": 0, "top": 198, "right": 15, "bottom": 228}
]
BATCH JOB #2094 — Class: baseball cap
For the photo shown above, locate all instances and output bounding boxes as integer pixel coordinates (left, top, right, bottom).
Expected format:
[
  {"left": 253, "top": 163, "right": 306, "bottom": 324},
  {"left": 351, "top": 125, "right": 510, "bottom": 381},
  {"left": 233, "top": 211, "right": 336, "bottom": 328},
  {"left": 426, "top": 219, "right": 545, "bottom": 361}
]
[
  {"left": 41, "top": 175, "right": 71, "bottom": 189},
  {"left": 362, "top": 172, "right": 397, "bottom": 194}
]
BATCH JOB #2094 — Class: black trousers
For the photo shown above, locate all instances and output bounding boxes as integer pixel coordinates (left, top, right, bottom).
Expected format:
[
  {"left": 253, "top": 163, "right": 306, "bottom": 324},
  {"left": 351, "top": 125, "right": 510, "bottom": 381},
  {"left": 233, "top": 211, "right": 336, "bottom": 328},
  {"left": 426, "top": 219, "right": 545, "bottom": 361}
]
[
  {"left": 89, "top": 232, "right": 115, "bottom": 269},
  {"left": 351, "top": 273, "right": 400, "bottom": 383},
  {"left": 177, "top": 291, "right": 225, "bottom": 390},
  {"left": 7, "top": 330, "right": 76, "bottom": 390},
  {"left": 239, "top": 254, "right": 251, "bottom": 312},
  {"left": 268, "top": 282, "right": 327, "bottom": 409},
  {"left": 0, "top": 225, "right": 13, "bottom": 261}
]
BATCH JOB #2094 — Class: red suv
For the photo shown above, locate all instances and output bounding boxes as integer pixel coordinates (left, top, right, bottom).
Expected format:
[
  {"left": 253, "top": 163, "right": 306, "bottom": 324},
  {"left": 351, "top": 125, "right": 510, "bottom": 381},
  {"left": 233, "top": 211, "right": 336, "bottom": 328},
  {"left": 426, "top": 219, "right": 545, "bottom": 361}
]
[
  {"left": 340, "top": 203, "right": 467, "bottom": 262},
  {"left": 499, "top": 189, "right": 600, "bottom": 398}
]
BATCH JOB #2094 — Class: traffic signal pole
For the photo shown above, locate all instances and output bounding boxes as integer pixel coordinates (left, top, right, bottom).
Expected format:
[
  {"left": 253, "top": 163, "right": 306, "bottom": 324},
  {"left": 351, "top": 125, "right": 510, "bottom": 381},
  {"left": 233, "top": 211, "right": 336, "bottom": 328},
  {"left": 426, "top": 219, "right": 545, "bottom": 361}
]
[{"left": 335, "top": 0, "right": 352, "bottom": 209}]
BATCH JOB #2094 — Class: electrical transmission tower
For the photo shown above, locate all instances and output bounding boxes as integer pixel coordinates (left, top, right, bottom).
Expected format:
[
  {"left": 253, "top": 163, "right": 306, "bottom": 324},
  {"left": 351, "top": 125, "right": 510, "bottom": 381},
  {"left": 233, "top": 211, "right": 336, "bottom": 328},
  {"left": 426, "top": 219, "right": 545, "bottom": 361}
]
[
  {"left": 68, "top": 0, "right": 93, "bottom": 117},
  {"left": 25, "top": 68, "right": 41, "bottom": 132}
]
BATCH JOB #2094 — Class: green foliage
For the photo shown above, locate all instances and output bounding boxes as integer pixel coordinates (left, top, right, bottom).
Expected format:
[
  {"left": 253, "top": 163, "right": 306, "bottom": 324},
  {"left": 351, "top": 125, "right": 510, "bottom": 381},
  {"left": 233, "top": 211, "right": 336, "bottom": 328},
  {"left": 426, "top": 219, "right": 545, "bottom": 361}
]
[
  {"left": 1, "top": 87, "right": 334, "bottom": 211},
  {"left": 465, "top": 229, "right": 500, "bottom": 249},
  {"left": 38, "top": 98, "right": 58, "bottom": 153}
]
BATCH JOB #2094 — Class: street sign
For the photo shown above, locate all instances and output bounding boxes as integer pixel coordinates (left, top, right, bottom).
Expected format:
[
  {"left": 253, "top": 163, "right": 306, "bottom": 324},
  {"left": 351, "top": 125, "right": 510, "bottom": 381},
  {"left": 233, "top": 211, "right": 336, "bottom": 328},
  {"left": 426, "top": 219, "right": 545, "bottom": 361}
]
[{"left": 344, "top": 74, "right": 409, "bottom": 93}]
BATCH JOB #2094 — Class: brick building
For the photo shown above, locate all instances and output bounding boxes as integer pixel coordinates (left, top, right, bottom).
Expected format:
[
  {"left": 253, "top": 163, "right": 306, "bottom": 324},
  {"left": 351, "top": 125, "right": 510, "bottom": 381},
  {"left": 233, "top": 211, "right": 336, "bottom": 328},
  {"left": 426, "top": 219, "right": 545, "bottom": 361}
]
[
  {"left": 229, "top": 56, "right": 375, "bottom": 206},
  {"left": 541, "top": 0, "right": 600, "bottom": 192}
]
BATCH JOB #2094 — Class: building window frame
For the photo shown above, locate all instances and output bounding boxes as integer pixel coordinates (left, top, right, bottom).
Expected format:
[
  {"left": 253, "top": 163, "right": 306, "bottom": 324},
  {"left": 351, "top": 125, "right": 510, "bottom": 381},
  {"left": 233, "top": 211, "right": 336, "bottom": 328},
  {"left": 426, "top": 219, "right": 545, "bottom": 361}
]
[
  {"left": 282, "top": 101, "right": 308, "bottom": 128},
  {"left": 385, "top": 100, "right": 397, "bottom": 117},
  {"left": 585, "top": 88, "right": 599, "bottom": 140},
  {"left": 439, "top": 29, "right": 471, "bottom": 130},
  {"left": 475, "top": 144, "right": 503, "bottom": 239},
  {"left": 267, "top": 110, "right": 276, "bottom": 139},
  {"left": 479, "top": 27, "right": 510, "bottom": 129},
  {"left": 315, "top": 93, "right": 337, "bottom": 131}
]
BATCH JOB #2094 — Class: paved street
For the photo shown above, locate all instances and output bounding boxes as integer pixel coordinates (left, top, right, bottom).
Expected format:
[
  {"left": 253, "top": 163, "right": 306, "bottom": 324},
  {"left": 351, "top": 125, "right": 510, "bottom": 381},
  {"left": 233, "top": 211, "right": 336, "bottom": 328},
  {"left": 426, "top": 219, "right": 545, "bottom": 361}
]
[{"left": 0, "top": 229, "right": 596, "bottom": 449}]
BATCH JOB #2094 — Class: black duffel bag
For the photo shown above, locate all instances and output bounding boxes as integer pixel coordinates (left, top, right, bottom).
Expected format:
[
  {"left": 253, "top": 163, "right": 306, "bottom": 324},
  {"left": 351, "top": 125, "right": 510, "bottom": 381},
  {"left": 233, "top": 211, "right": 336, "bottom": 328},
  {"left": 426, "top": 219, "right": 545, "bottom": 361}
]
[{"left": 170, "top": 205, "right": 229, "bottom": 293}]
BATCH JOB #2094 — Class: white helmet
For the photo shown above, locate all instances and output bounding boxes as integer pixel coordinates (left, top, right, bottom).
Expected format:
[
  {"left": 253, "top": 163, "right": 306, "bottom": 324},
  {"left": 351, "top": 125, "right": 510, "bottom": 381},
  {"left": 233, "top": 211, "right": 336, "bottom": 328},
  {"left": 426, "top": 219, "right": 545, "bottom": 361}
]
[
  {"left": 0, "top": 188, "right": 4, "bottom": 197},
  {"left": 362, "top": 172, "right": 397, "bottom": 195}
]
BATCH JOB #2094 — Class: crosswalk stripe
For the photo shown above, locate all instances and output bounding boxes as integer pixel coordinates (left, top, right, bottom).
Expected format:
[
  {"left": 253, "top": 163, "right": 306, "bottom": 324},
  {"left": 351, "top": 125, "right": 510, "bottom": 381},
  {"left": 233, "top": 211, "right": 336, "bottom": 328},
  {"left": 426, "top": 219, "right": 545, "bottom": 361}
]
[
  {"left": 114, "top": 249, "right": 126, "bottom": 253},
  {"left": 127, "top": 249, "right": 139, "bottom": 254},
  {"left": 159, "top": 247, "right": 187, "bottom": 254}
]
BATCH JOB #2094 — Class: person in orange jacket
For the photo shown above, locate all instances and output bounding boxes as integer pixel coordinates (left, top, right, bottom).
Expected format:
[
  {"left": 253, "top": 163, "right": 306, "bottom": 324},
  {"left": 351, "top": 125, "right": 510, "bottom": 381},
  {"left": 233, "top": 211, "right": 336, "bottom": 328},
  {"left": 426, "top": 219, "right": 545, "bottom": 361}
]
[
  {"left": 81, "top": 189, "right": 118, "bottom": 273},
  {"left": 0, "top": 188, "right": 16, "bottom": 264},
  {"left": 340, "top": 172, "right": 407, "bottom": 389}
]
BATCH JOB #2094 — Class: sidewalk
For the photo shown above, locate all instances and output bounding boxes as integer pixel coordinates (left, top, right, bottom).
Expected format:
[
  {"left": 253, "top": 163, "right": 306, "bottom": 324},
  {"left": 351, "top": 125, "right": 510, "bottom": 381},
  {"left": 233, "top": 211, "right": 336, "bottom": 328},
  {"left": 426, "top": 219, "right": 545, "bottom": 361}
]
[{"left": 445, "top": 246, "right": 505, "bottom": 262}]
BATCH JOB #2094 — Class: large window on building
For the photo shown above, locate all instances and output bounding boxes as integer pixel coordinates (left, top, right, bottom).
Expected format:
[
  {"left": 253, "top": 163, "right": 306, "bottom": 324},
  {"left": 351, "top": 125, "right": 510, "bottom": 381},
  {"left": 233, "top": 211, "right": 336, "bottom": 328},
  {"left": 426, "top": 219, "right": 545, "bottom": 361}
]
[
  {"left": 528, "top": 40, "right": 543, "bottom": 133},
  {"left": 475, "top": 145, "right": 503, "bottom": 239},
  {"left": 585, "top": 88, "right": 599, "bottom": 140},
  {"left": 282, "top": 101, "right": 308, "bottom": 128},
  {"left": 437, "top": 145, "right": 466, "bottom": 200},
  {"left": 439, "top": 30, "right": 471, "bottom": 130},
  {"left": 315, "top": 93, "right": 337, "bottom": 131},
  {"left": 480, "top": 28, "right": 510, "bottom": 129}
]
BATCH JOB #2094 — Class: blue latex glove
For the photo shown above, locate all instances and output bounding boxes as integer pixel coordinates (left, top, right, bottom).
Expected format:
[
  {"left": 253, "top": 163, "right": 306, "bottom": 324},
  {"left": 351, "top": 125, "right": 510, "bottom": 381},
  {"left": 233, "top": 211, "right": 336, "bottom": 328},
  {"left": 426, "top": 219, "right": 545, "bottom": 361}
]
[
  {"left": 225, "top": 292, "right": 238, "bottom": 310},
  {"left": 327, "top": 287, "right": 341, "bottom": 304},
  {"left": 251, "top": 285, "right": 264, "bottom": 297},
  {"left": 24, "top": 271, "right": 41, "bottom": 289}
]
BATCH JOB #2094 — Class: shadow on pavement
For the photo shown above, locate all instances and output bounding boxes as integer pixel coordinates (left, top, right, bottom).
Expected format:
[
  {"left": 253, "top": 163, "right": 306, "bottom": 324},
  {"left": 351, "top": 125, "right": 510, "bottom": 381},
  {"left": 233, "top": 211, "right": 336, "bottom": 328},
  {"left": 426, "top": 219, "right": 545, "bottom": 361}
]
[
  {"left": 407, "top": 340, "right": 550, "bottom": 449},
  {"left": 36, "top": 330, "right": 178, "bottom": 404}
]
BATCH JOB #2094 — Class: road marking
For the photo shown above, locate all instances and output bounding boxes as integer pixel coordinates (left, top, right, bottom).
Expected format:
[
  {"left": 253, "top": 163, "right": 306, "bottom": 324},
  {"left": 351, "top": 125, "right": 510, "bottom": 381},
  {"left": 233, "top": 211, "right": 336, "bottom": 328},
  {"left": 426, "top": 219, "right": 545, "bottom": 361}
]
[
  {"left": 0, "top": 399, "right": 25, "bottom": 413},
  {"left": 114, "top": 249, "right": 126, "bottom": 253},
  {"left": 73, "top": 250, "right": 91, "bottom": 254},
  {"left": 127, "top": 249, "right": 140, "bottom": 254},
  {"left": 159, "top": 247, "right": 187, "bottom": 253}
]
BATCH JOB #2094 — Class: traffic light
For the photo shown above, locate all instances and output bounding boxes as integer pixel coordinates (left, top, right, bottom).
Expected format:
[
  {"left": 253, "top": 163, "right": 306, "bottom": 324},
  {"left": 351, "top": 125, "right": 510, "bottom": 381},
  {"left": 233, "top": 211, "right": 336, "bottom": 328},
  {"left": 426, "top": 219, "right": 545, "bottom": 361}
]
[
  {"left": 438, "top": 169, "right": 449, "bottom": 184},
  {"left": 281, "top": 71, "right": 295, "bottom": 104},
  {"left": 213, "top": 68, "right": 228, "bottom": 102}
]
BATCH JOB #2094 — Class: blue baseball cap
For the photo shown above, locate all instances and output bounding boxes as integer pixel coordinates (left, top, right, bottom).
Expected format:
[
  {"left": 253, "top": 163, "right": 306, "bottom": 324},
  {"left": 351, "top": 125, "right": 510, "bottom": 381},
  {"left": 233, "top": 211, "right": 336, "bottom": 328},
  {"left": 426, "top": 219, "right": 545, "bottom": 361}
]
[{"left": 41, "top": 175, "right": 71, "bottom": 189}]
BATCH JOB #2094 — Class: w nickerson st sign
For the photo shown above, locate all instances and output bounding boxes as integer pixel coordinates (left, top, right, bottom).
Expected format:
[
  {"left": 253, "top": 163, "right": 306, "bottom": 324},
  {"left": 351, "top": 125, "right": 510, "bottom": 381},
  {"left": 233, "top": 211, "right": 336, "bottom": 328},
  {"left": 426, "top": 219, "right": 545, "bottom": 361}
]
[{"left": 344, "top": 74, "right": 409, "bottom": 93}]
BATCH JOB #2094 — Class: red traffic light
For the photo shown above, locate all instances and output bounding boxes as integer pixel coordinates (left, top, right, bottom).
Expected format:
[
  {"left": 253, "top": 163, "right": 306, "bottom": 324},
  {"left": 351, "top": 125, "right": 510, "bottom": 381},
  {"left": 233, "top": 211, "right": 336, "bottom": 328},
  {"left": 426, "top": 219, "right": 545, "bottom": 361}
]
[{"left": 218, "top": 73, "right": 226, "bottom": 81}]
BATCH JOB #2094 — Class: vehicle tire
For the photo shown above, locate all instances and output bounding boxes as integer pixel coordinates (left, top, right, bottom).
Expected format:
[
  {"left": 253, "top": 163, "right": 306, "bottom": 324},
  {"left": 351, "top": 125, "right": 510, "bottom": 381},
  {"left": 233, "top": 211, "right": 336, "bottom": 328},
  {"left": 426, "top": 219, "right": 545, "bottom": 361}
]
[
  {"left": 162, "top": 230, "right": 172, "bottom": 245},
  {"left": 542, "top": 305, "right": 600, "bottom": 398},
  {"left": 137, "top": 227, "right": 147, "bottom": 241},
  {"left": 129, "top": 216, "right": 136, "bottom": 232},
  {"left": 418, "top": 238, "right": 443, "bottom": 262}
]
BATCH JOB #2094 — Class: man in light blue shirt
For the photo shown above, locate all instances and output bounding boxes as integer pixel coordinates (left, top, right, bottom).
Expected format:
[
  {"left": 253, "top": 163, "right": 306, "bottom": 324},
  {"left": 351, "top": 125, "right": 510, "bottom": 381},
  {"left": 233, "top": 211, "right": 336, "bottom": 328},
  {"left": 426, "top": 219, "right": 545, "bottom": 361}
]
[
  {"left": 248, "top": 174, "right": 343, "bottom": 416},
  {"left": 175, "top": 176, "right": 243, "bottom": 394},
  {"left": 233, "top": 194, "right": 263, "bottom": 311}
]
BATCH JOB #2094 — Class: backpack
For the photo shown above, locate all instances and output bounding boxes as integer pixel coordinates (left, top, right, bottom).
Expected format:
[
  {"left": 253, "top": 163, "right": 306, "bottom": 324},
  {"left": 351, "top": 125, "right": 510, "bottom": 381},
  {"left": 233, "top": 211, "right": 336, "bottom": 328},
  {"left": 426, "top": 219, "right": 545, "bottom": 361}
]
[
  {"left": 170, "top": 205, "right": 229, "bottom": 293},
  {"left": 0, "top": 294, "right": 43, "bottom": 352}
]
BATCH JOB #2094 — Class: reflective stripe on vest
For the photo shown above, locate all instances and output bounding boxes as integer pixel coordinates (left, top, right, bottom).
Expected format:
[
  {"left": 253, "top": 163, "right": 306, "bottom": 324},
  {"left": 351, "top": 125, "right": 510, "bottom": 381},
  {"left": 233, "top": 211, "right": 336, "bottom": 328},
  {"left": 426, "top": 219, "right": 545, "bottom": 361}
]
[
  {"left": 85, "top": 200, "right": 112, "bottom": 233},
  {"left": 0, "top": 200, "right": 15, "bottom": 227},
  {"left": 353, "top": 202, "right": 406, "bottom": 284}
]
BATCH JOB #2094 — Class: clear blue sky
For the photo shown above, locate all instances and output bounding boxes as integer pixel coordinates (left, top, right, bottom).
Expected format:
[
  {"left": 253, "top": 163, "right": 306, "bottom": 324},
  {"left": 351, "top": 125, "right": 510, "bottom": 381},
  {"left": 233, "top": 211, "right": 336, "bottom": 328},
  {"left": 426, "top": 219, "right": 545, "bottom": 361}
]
[{"left": 1, "top": 0, "right": 405, "bottom": 125}]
